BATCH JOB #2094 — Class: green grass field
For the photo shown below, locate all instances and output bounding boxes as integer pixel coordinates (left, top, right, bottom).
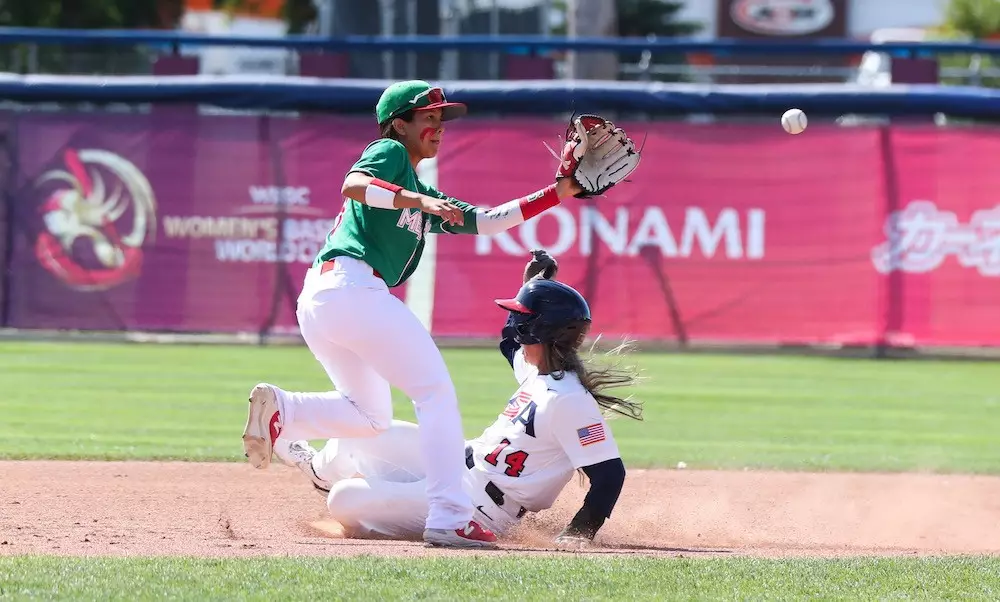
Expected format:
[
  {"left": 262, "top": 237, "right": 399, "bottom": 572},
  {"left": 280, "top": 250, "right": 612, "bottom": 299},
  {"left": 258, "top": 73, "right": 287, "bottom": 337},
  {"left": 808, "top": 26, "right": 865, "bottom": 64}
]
[
  {"left": 2, "top": 341, "right": 998, "bottom": 473},
  {"left": 3, "top": 340, "right": 998, "bottom": 601},
  {"left": 3, "top": 556, "right": 999, "bottom": 601}
]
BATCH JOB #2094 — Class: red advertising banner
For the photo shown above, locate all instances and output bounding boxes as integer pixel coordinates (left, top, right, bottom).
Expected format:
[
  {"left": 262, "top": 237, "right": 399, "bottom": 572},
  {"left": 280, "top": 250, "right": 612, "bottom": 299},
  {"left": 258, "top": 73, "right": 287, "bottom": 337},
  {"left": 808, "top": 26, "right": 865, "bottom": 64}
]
[
  {"left": 434, "top": 121, "right": 889, "bottom": 345},
  {"left": 874, "top": 128, "right": 1000, "bottom": 347},
  {"left": 4, "top": 114, "right": 1000, "bottom": 348}
]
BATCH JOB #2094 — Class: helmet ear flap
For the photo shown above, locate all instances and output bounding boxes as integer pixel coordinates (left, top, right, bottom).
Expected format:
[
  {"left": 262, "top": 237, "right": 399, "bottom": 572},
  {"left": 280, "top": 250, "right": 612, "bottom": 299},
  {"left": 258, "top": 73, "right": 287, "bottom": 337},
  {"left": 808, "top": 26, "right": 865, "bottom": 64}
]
[
  {"left": 555, "top": 319, "right": 591, "bottom": 350},
  {"left": 510, "top": 312, "right": 540, "bottom": 345},
  {"left": 574, "top": 320, "right": 592, "bottom": 348}
]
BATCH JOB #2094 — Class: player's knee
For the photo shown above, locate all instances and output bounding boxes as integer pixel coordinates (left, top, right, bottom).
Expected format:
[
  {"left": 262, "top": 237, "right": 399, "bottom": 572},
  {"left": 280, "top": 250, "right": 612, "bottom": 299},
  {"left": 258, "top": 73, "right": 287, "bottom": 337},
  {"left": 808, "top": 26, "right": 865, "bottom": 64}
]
[
  {"left": 406, "top": 377, "right": 458, "bottom": 411},
  {"left": 327, "top": 479, "right": 367, "bottom": 525},
  {"left": 348, "top": 390, "right": 392, "bottom": 435},
  {"left": 367, "top": 404, "right": 393, "bottom": 434}
]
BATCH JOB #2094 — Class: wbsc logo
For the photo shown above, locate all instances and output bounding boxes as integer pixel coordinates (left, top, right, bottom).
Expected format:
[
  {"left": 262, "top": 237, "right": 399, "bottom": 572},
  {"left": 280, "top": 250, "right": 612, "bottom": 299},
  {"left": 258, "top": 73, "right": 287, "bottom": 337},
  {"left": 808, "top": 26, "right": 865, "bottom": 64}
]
[{"left": 33, "top": 149, "right": 158, "bottom": 291}]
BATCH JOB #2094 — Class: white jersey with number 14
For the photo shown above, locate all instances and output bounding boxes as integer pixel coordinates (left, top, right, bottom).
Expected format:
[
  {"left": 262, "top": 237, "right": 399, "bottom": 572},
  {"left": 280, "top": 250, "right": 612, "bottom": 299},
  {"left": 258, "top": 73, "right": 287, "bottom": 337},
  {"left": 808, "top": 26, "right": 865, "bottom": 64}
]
[{"left": 465, "top": 350, "right": 622, "bottom": 512}]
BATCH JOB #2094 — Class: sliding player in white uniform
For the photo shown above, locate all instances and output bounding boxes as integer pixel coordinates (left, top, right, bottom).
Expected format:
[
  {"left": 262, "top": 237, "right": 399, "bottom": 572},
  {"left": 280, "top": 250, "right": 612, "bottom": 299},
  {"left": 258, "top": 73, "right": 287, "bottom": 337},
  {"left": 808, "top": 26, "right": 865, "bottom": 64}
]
[{"left": 287, "top": 251, "right": 644, "bottom": 545}]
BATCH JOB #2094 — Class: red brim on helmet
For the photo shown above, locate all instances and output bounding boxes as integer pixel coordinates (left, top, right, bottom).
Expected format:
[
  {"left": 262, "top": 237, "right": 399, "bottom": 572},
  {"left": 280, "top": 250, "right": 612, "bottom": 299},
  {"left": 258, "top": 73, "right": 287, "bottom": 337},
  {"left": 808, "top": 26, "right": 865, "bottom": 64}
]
[{"left": 495, "top": 298, "right": 534, "bottom": 314}]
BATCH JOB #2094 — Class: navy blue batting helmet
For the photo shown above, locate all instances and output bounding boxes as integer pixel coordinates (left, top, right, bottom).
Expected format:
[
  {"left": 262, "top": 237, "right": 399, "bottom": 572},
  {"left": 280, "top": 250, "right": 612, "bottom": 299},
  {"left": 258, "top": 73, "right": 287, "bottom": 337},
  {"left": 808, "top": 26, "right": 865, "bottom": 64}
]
[{"left": 495, "top": 279, "right": 591, "bottom": 346}]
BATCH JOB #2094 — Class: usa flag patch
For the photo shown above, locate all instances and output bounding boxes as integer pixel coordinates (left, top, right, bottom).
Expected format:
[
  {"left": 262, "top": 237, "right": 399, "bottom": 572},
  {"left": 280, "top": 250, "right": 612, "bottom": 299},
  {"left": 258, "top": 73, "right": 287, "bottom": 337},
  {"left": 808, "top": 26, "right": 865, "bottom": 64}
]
[
  {"left": 502, "top": 391, "right": 531, "bottom": 418},
  {"left": 577, "top": 423, "right": 606, "bottom": 446}
]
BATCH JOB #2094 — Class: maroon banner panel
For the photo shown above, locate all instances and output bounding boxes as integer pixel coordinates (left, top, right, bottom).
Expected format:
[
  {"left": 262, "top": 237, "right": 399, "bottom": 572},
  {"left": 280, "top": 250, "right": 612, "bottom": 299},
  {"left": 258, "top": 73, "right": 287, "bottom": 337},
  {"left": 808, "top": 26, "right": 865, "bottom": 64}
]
[
  {"left": 6, "top": 113, "right": 1000, "bottom": 348},
  {"left": 6, "top": 112, "right": 403, "bottom": 334}
]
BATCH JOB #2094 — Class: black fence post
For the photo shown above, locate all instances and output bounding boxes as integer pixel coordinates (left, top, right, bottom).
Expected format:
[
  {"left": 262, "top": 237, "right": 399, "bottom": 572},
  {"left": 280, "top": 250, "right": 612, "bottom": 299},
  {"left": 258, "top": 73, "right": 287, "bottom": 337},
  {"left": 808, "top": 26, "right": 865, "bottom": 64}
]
[
  {"left": 258, "top": 112, "right": 298, "bottom": 346},
  {"left": 0, "top": 114, "right": 17, "bottom": 329},
  {"left": 875, "top": 124, "right": 903, "bottom": 359}
]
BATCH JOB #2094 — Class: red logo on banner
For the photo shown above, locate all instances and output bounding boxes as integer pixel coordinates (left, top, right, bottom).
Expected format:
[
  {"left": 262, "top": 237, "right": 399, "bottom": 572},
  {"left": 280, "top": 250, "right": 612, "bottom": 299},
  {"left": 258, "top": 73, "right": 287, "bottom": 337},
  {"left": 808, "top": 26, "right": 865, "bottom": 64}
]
[{"left": 34, "top": 149, "right": 157, "bottom": 291}]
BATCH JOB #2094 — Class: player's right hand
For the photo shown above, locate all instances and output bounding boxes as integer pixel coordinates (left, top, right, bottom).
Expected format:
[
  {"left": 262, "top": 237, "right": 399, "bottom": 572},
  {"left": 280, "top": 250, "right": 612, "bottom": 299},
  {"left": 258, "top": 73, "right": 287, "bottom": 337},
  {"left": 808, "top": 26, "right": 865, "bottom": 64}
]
[
  {"left": 524, "top": 249, "right": 558, "bottom": 283},
  {"left": 419, "top": 195, "right": 464, "bottom": 226}
]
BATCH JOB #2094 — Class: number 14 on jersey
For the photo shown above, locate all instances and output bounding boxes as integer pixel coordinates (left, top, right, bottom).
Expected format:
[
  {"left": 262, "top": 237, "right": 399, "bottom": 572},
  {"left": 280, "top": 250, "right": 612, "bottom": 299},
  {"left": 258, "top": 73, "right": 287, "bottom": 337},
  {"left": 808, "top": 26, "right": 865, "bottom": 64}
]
[{"left": 484, "top": 438, "right": 529, "bottom": 477}]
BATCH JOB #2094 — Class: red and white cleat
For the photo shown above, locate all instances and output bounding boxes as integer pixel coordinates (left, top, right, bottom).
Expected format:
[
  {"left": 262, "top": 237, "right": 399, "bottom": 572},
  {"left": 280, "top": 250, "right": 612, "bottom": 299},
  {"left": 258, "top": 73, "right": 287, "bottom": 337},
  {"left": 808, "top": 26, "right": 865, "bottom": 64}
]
[
  {"left": 423, "top": 520, "right": 498, "bottom": 549},
  {"left": 242, "top": 383, "right": 282, "bottom": 469}
]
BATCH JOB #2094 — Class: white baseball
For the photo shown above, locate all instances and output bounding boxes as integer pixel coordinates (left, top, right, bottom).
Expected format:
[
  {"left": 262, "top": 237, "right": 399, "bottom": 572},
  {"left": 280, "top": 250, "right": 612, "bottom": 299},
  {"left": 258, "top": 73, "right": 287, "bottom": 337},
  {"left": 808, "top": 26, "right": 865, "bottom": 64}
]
[{"left": 781, "top": 108, "right": 808, "bottom": 135}]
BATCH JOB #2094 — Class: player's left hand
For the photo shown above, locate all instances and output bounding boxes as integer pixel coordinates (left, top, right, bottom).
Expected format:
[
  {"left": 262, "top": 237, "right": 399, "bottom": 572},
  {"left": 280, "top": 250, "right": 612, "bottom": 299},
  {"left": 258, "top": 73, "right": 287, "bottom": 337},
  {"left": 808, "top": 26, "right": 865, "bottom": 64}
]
[
  {"left": 554, "top": 520, "right": 596, "bottom": 550},
  {"left": 555, "top": 115, "right": 641, "bottom": 199},
  {"left": 523, "top": 249, "right": 558, "bottom": 283},
  {"left": 555, "top": 174, "right": 584, "bottom": 199}
]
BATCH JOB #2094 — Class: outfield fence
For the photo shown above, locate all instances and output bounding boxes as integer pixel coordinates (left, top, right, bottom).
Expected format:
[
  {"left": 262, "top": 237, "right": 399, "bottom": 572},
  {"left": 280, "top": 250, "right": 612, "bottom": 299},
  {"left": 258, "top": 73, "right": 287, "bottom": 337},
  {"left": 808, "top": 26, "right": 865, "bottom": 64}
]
[
  {"left": 4, "top": 28, "right": 1000, "bottom": 84},
  {"left": 0, "top": 74, "right": 998, "bottom": 350}
]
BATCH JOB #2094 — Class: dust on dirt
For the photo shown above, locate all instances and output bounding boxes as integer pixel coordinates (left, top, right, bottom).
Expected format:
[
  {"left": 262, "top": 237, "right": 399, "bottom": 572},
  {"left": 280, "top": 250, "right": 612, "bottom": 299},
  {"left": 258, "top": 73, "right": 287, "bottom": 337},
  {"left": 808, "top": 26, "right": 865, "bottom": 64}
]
[{"left": 2, "top": 461, "right": 999, "bottom": 558}]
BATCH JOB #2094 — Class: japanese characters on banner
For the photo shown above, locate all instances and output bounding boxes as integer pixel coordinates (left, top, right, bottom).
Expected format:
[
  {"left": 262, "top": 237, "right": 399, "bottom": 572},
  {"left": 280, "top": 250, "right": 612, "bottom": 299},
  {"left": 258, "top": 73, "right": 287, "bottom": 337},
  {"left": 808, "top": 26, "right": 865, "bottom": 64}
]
[
  {"left": 5, "top": 114, "right": 1000, "bottom": 347},
  {"left": 872, "top": 129, "right": 1000, "bottom": 347}
]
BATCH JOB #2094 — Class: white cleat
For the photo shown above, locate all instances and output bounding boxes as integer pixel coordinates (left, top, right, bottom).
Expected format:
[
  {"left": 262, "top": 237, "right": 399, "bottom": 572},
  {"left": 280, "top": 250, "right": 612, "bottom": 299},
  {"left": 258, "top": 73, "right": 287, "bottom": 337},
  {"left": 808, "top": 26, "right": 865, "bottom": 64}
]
[
  {"left": 423, "top": 520, "right": 498, "bottom": 549},
  {"left": 287, "top": 440, "right": 331, "bottom": 495},
  {"left": 242, "top": 383, "right": 282, "bottom": 469}
]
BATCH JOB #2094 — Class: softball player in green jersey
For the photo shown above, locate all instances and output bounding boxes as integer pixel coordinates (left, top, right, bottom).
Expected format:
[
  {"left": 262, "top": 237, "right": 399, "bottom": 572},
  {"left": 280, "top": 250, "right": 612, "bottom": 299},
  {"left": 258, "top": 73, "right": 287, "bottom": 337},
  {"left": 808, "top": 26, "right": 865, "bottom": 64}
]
[{"left": 243, "top": 80, "right": 583, "bottom": 548}]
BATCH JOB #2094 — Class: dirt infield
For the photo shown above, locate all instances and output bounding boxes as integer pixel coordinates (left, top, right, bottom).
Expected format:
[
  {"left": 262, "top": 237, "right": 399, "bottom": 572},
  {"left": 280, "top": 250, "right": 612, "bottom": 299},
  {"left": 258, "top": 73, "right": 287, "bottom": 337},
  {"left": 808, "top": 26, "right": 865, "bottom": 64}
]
[{"left": 2, "top": 461, "right": 1000, "bottom": 559}]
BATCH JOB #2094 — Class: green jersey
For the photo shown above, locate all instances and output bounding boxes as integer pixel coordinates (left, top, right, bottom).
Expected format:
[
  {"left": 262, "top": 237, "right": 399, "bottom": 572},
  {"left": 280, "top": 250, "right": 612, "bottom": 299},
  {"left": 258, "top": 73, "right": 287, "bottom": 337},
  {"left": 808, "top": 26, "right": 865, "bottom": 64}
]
[{"left": 316, "top": 139, "right": 480, "bottom": 287}]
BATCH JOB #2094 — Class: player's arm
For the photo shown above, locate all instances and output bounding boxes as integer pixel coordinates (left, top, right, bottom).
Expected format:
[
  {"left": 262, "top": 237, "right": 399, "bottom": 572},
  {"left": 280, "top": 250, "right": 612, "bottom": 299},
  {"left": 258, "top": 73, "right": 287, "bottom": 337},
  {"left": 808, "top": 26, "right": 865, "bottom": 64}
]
[
  {"left": 557, "top": 458, "right": 626, "bottom": 543},
  {"left": 549, "top": 396, "right": 625, "bottom": 545},
  {"left": 498, "top": 251, "right": 559, "bottom": 378},
  {"left": 499, "top": 316, "right": 537, "bottom": 385},
  {"left": 499, "top": 314, "right": 520, "bottom": 369},
  {"left": 342, "top": 171, "right": 462, "bottom": 223},
  {"left": 427, "top": 179, "right": 580, "bottom": 235},
  {"left": 341, "top": 140, "right": 465, "bottom": 226}
]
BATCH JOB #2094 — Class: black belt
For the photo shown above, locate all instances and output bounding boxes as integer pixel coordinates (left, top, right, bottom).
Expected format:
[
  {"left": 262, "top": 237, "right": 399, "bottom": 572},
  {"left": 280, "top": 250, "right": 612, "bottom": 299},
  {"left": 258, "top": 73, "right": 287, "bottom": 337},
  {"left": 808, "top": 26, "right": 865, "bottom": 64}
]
[{"left": 466, "top": 445, "right": 527, "bottom": 519}]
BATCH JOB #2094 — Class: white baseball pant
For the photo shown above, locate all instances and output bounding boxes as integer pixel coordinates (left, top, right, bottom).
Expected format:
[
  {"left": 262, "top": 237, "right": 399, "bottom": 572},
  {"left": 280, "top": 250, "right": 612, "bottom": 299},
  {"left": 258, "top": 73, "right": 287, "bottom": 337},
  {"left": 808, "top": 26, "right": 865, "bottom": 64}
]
[
  {"left": 312, "top": 420, "right": 521, "bottom": 539},
  {"left": 271, "top": 257, "right": 472, "bottom": 531}
]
